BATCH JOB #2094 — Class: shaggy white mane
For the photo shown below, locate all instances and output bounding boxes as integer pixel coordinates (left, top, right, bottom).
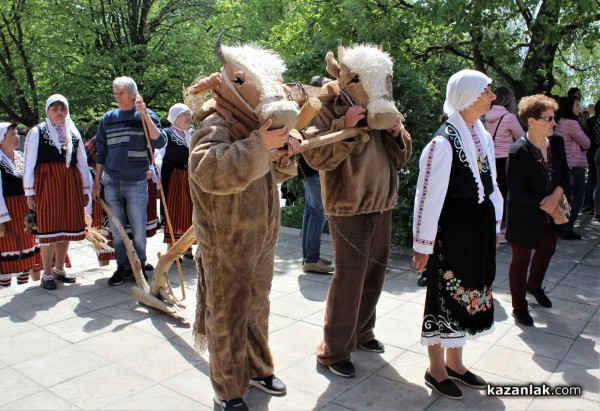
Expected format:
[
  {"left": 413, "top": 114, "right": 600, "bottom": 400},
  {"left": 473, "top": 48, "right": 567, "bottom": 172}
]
[
  {"left": 339, "top": 45, "right": 393, "bottom": 75},
  {"left": 222, "top": 44, "right": 287, "bottom": 98}
]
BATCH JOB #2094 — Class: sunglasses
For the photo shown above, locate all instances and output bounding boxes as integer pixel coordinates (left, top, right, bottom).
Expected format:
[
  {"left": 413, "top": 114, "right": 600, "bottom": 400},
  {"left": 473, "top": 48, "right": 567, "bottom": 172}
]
[{"left": 537, "top": 116, "right": 557, "bottom": 123}]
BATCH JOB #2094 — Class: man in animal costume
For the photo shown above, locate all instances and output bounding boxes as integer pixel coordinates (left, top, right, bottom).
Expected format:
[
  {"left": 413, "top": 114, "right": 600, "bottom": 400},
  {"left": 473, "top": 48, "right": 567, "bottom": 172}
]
[
  {"left": 187, "top": 32, "right": 300, "bottom": 411},
  {"left": 303, "top": 43, "right": 412, "bottom": 378}
]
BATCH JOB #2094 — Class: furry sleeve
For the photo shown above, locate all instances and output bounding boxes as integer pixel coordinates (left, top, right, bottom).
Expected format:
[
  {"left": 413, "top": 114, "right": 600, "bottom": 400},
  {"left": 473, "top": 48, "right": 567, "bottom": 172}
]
[
  {"left": 189, "top": 117, "right": 271, "bottom": 195},
  {"left": 381, "top": 127, "right": 413, "bottom": 169},
  {"left": 301, "top": 102, "right": 358, "bottom": 171}
]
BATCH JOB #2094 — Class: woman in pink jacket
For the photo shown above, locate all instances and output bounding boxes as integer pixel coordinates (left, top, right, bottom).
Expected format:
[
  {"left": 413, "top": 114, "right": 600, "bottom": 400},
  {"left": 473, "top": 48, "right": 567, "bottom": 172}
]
[
  {"left": 485, "top": 87, "right": 525, "bottom": 241},
  {"left": 555, "top": 96, "right": 591, "bottom": 239}
]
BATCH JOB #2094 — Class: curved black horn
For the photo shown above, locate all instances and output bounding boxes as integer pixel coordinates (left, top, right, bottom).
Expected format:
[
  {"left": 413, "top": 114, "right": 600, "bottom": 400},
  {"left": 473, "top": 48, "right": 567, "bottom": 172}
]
[{"left": 215, "top": 29, "right": 226, "bottom": 65}]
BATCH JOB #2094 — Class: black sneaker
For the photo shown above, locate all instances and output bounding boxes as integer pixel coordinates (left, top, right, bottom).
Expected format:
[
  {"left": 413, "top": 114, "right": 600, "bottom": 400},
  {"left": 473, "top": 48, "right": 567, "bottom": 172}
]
[
  {"left": 41, "top": 276, "right": 57, "bottom": 290},
  {"left": 53, "top": 269, "right": 76, "bottom": 283},
  {"left": 144, "top": 262, "right": 154, "bottom": 271},
  {"left": 527, "top": 287, "right": 552, "bottom": 308},
  {"left": 249, "top": 374, "right": 286, "bottom": 395},
  {"left": 417, "top": 274, "right": 428, "bottom": 287},
  {"left": 425, "top": 370, "right": 462, "bottom": 399},
  {"left": 108, "top": 266, "right": 132, "bottom": 286},
  {"left": 358, "top": 339, "right": 385, "bottom": 353},
  {"left": 512, "top": 307, "right": 534, "bottom": 326},
  {"left": 326, "top": 359, "right": 356, "bottom": 378},
  {"left": 213, "top": 396, "right": 249, "bottom": 411}
]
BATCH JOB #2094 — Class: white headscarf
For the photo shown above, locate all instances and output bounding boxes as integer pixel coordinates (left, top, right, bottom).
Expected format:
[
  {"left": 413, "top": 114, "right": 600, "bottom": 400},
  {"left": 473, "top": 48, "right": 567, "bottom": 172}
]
[
  {"left": 443, "top": 70, "right": 495, "bottom": 204},
  {"left": 167, "top": 103, "right": 192, "bottom": 145},
  {"left": 45, "top": 94, "right": 82, "bottom": 168},
  {"left": 0, "top": 122, "right": 16, "bottom": 145}
]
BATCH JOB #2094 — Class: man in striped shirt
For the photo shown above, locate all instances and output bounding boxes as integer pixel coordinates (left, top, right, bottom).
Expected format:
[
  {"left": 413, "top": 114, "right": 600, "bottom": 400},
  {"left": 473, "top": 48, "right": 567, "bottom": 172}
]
[{"left": 93, "top": 77, "right": 167, "bottom": 286}]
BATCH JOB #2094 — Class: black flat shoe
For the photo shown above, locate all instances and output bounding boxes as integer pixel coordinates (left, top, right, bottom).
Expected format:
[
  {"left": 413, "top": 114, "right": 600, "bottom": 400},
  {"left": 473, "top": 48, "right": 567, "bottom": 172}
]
[
  {"left": 53, "top": 269, "right": 76, "bottom": 283},
  {"left": 424, "top": 371, "right": 462, "bottom": 399},
  {"left": 445, "top": 366, "right": 487, "bottom": 389},
  {"left": 512, "top": 307, "right": 534, "bottom": 326},
  {"left": 417, "top": 275, "right": 428, "bottom": 287},
  {"left": 527, "top": 287, "right": 552, "bottom": 308},
  {"left": 41, "top": 277, "right": 57, "bottom": 290}
]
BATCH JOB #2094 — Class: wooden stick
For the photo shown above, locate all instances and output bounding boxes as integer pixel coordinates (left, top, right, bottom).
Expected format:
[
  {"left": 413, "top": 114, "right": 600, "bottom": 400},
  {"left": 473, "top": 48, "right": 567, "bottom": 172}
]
[
  {"left": 294, "top": 97, "right": 321, "bottom": 131},
  {"left": 137, "top": 96, "right": 187, "bottom": 299},
  {"left": 274, "top": 126, "right": 368, "bottom": 156},
  {"left": 99, "top": 197, "right": 190, "bottom": 323}
]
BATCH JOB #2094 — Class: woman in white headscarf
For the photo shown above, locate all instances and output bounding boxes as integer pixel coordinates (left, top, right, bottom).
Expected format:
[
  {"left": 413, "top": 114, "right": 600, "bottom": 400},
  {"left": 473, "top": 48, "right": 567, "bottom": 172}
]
[
  {"left": 0, "top": 122, "right": 41, "bottom": 286},
  {"left": 158, "top": 103, "right": 194, "bottom": 256},
  {"left": 23, "top": 94, "right": 91, "bottom": 290},
  {"left": 412, "top": 70, "right": 503, "bottom": 400}
]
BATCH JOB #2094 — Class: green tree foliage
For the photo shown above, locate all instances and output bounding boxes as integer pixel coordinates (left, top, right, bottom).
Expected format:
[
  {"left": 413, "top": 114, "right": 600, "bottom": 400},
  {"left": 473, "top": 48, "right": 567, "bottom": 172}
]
[{"left": 0, "top": 0, "right": 217, "bottom": 131}]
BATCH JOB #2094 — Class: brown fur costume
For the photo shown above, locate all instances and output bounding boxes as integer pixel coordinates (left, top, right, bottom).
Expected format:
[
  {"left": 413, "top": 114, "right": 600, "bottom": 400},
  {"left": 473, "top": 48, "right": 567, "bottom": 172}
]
[
  {"left": 302, "top": 44, "right": 412, "bottom": 367},
  {"left": 189, "top": 42, "right": 297, "bottom": 398}
]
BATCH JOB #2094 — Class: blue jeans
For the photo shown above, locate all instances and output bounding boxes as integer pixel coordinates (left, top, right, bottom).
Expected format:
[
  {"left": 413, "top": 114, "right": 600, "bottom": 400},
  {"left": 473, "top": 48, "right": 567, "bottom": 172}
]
[
  {"left": 103, "top": 173, "right": 148, "bottom": 269},
  {"left": 301, "top": 174, "right": 327, "bottom": 264},
  {"left": 565, "top": 167, "right": 586, "bottom": 231}
]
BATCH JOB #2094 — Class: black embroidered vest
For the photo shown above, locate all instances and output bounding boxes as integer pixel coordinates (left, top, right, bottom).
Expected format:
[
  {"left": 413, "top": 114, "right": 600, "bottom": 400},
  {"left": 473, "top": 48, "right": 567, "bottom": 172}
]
[
  {"left": 36, "top": 124, "right": 79, "bottom": 166},
  {"left": 0, "top": 154, "right": 24, "bottom": 197},
  {"left": 161, "top": 128, "right": 189, "bottom": 170},
  {"left": 435, "top": 122, "right": 494, "bottom": 199}
]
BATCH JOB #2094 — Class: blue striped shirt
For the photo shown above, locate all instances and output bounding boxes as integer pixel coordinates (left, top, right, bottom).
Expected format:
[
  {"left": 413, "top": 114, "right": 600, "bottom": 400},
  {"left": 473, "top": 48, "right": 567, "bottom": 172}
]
[{"left": 96, "top": 108, "right": 167, "bottom": 181}]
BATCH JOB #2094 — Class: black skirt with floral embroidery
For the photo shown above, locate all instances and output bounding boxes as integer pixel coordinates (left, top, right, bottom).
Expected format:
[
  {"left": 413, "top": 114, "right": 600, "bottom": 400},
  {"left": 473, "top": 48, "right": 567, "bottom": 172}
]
[{"left": 421, "top": 196, "right": 496, "bottom": 347}]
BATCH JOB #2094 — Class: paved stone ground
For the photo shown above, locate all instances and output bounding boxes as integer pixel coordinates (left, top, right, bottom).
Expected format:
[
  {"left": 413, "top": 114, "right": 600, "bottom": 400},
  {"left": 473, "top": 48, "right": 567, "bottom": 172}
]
[{"left": 0, "top": 214, "right": 598, "bottom": 410}]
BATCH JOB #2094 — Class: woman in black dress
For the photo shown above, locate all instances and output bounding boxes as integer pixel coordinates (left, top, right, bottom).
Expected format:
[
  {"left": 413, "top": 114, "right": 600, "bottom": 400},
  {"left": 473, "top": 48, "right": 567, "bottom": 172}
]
[{"left": 412, "top": 70, "right": 503, "bottom": 399}]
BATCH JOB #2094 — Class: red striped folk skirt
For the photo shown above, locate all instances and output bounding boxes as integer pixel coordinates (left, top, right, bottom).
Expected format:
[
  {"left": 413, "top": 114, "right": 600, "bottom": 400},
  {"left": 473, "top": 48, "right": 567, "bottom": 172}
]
[
  {"left": 163, "top": 169, "right": 193, "bottom": 243},
  {"left": 34, "top": 162, "right": 85, "bottom": 243},
  {"left": 91, "top": 196, "right": 115, "bottom": 262},
  {"left": 146, "top": 179, "right": 158, "bottom": 238},
  {"left": 0, "top": 196, "right": 41, "bottom": 280}
]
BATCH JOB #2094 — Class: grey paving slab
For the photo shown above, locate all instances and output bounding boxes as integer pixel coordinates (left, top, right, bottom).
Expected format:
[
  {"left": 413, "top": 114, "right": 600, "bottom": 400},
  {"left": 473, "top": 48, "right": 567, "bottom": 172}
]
[
  {"left": 13, "top": 344, "right": 110, "bottom": 388},
  {"left": 103, "top": 383, "right": 210, "bottom": 410},
  {"left": 0, "top": 389, "right": 80, "bottom": 410},
  {"left": 49, "top": 363, "right": 156, "bottom": 409},
  {"left": 0, "top": 368, "right": 44, "bottom": 407}
]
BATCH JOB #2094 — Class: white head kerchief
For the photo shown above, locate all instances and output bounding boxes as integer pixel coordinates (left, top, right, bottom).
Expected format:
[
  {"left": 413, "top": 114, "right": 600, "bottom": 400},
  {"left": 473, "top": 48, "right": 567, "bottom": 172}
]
[
  {"left": 0, "top": 122, "right": 14, "bottom": 145},
  {"left": 443, "top": 70, "right": 494, "bottom": 204},
  {"left": 45, "top": 94, "right": 81, "bottom": 168},
  {"left": 167, "top": 103, "right": 192, "bottom": 146}
]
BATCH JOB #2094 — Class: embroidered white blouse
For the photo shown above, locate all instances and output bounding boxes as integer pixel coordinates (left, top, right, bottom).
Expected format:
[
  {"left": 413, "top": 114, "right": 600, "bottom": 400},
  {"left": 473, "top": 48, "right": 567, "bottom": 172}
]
[
  {"left": 22, "top": 125, "right": 91, "bottom": 197},
  {"left": 412, "top": 126, "right": 503, "bottom": 255}
]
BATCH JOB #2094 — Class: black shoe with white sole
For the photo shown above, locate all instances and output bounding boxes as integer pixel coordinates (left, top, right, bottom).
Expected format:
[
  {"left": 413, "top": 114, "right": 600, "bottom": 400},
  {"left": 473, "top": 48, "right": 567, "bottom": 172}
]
[
  {"left": 249, "top": 374, "right": 286, "bottom": 395},
  {"left": 358, "top": 339, "right": 385, "bottom": 353},
  {"left": 213, "top": 396, "right": 249, "bottom": 411},
  {"left": 325, "top": 359, "right": 356, "bottom": 378}
]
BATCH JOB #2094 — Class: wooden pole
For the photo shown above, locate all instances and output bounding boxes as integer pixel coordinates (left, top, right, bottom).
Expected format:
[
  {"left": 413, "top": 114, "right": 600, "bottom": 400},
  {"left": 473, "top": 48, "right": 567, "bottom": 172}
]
[{"left": 137, "top": 96, "right": 187, "bottom": 299}]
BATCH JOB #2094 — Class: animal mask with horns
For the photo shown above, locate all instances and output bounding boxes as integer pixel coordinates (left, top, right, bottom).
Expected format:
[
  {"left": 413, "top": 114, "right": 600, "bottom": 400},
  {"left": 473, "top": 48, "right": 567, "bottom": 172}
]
[
  {"left": 187, "top": 30, "right": 300, "bottom": 136},
  {"left": 326, "top": 42, "right": 399, "bottom": 130}
]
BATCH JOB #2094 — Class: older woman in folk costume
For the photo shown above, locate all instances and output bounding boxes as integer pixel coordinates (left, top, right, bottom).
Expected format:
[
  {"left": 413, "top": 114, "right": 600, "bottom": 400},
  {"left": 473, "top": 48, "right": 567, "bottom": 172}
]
[
  {"left": 23, "top": 95, "right": 91, "bottom": 290},
  {"left": 0, "top": 122, "right": 41, "bottom": 286},
  {"left": 412, "top": 70, "right": 503, "bottom": 400},
  {"left": 188, "top": 32, "right": 300, "bottom": 411},
  {"left": 159, "top": 103, "right": 194, "bottom": 257}
]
